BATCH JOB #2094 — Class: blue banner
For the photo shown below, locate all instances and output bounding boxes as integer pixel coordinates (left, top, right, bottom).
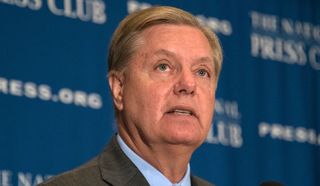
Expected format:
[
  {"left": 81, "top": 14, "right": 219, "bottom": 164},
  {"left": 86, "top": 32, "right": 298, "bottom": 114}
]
[{"left": 0, "top": 0, "right": 319, "bottom": 186}]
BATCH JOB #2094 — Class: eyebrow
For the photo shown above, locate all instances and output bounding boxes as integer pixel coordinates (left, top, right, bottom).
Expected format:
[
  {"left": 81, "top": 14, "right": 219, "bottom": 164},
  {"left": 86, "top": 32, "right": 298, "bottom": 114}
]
[
  {"left": 196, "top": 57, "right": 213, "bottom": 64},
  {"left": 154, "top": 49, "right": 213, "bottom": 64},
  {"left": 154, "top": 49, "right": 176, "bottom": 58}
]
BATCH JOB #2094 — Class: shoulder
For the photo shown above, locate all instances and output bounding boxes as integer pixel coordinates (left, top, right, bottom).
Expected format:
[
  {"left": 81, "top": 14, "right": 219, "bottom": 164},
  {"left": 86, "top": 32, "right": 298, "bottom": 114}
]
[
  {"left": 38, "top": 157, "right": 108, "bottom": 186},
  {"left": 191, "top": 175, "right": 215, "bottom": 186}
]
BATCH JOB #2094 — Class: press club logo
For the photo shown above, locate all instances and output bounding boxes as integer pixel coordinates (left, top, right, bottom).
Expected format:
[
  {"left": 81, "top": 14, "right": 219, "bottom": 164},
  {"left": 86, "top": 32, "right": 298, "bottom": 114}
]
[{"left": 0, "top": 0, "right": 107, "bottom": 24}]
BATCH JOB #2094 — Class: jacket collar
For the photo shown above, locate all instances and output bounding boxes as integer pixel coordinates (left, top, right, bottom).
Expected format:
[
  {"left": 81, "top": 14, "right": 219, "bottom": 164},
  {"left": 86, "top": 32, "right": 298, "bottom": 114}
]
[{"left": 98, "top": 136, "right": 149, "bottom": 186}]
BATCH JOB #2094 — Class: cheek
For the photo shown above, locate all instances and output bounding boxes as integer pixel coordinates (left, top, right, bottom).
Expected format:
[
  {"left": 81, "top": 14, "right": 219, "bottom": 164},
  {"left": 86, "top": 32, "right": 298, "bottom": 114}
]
[
  {"left": 145, "top": 83, "right": 168, "bottom": 112},
  {"left": 199, "top": 87, "right": 216, "bottom": 122},
  {"left": 133, "top": 83, "right": 167, "bottom": 119},
  {"left": 123, "top": 78, "right": 146, "bottom": 116}
]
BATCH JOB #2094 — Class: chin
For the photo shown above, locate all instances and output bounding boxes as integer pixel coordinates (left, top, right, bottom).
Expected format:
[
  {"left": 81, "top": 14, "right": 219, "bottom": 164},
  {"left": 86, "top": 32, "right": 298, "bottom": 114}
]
[{"left": 165, "top": 132, "right": 203, "bottom": 146}]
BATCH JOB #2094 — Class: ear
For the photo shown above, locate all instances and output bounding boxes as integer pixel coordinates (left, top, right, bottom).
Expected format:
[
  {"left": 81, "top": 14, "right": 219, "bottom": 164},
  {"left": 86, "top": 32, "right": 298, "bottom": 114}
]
[{"left": 108, "top": 71, "right": 124, "bottom": 111}]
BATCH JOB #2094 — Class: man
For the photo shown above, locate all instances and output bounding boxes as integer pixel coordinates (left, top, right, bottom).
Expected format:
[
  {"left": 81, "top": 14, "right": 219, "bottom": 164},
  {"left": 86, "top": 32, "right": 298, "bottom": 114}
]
[{"left": 40, "top": 5, "right": 222, "bottom": 186}]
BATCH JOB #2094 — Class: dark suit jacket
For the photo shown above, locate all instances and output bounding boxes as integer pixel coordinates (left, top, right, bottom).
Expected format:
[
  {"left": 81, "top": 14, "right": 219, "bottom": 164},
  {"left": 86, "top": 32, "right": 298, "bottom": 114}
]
[{"left": 39, "top": 136, "right": 214, "bottom": 186}]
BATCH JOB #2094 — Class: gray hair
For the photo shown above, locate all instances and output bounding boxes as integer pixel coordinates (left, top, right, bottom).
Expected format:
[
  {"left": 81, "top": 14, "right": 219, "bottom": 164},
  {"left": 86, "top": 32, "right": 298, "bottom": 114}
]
[{"left": 108, "top": 6, "right": 223, "bottom": 78}]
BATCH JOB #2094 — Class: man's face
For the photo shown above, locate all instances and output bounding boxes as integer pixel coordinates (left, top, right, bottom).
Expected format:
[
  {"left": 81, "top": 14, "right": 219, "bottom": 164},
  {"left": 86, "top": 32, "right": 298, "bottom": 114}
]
[{"left": 114, "top": 24, "right": 217, "bottom": 148}]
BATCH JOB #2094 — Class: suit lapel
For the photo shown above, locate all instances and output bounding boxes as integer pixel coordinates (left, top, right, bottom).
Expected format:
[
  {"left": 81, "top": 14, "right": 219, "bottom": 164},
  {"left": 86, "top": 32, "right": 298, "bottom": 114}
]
[
  {"left": 98, "top": 136, "right": 149, "bottom": 186},
  {"left": 191, "top": 175, "right": 214, "bottom": 186},
  {"left": 191, "top": 175, "right": 199, "bottom": 186}
]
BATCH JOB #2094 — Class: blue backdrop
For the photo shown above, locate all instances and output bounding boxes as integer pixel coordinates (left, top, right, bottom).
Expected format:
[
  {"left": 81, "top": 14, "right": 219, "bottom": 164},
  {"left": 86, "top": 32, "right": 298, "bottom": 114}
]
[{"left": 0, "top": 0, "right": 319, "bottom": 186}]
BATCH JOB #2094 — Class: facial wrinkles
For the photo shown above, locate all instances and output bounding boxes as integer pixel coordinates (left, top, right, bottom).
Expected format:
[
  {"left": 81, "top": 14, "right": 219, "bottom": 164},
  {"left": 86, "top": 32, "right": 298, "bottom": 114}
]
[
  {"left": 143, "top": 24, "right": 216, "bottom": 72},
  {"left": 146, "top": 27, "right": 213, "bottom": 115},
  {"left": 141, "top": 35, "right": 214, "bottom": 120},
  {"left": 116, "top": 26, "right": 217, "bottom": 156}
]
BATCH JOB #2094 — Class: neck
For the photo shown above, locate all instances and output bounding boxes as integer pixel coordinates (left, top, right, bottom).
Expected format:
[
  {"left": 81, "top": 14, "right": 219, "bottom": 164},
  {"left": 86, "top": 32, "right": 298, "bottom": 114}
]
[{"left": 118, "top": 130, "right": 194, "bottom": 183}]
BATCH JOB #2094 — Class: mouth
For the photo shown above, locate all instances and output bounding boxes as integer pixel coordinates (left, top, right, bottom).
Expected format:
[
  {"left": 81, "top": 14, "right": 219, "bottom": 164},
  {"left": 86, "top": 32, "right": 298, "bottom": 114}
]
[
  {"left": 168, "top": 109, "right": 193, "bottom": 115},
  {"left": 166, "top": 106, "right": 197, "bottom": 117}
]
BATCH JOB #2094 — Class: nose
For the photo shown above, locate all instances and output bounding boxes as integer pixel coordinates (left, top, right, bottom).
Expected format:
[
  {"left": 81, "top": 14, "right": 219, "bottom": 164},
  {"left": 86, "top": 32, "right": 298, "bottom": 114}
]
[{"left": 173, "top": 70, "right": 196, "bottom": 95}]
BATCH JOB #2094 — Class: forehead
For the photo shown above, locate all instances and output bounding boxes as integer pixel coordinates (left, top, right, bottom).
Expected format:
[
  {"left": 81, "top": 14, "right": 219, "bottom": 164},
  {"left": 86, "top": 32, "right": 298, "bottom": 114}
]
[{"left": 139, "top": 24, "right": 213, "bottom": 57}]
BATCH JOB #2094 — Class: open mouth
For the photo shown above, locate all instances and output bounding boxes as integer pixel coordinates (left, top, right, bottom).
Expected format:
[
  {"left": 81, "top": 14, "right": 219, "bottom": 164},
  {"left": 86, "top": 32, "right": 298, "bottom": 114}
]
[{"left": 167, "top": 109, "right": 194, "bottom": 116}]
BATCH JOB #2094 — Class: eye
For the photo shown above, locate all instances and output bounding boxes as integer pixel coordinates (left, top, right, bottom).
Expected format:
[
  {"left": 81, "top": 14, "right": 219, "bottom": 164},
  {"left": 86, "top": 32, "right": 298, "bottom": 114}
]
[
  {"left": 197, "top": 69, "right": 209, "bottom": 77},
  {"left": 156, "top": 63, "right": 170, "bottom": 72}
]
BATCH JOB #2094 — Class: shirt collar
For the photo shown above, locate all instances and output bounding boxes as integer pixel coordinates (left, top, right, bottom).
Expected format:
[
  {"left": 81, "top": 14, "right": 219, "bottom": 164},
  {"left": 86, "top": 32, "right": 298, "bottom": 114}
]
[{"left": 117, "top": 135, "right": 191, "bottom": 186}]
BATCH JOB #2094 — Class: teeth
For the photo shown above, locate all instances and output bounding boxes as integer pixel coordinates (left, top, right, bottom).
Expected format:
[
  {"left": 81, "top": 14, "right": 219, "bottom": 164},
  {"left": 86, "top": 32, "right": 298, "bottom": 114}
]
[{"left": 173, "top": 109, "right": 192, "bottom": 115}]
